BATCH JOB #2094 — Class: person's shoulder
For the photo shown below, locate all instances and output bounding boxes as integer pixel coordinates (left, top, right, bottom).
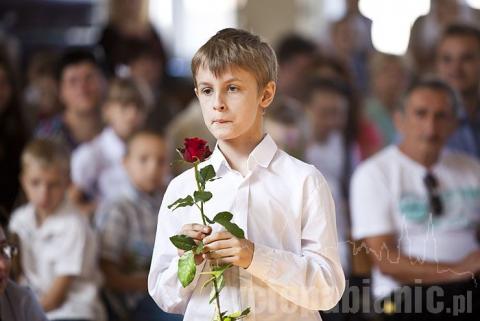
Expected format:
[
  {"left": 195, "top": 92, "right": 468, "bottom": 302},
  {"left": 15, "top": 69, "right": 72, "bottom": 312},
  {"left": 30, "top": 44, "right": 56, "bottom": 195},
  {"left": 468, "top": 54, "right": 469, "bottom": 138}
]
[
  {"left": 71, "top": 129, "right": 109, "bottom": 167},
  {"left": 356, "top": 145, "right": 397, "bottom": 172},
  {"left": 10, "top": 203, "right": 34, "bottom": 227},
  {"left": 55, "top": 202, "right": 89, "bottom": 227},
  {"left": 442, "top": 149, "right": 480, "bottom": 172},
  {"left": 273, "top": 149, "right": 328, "bottom": 186}
]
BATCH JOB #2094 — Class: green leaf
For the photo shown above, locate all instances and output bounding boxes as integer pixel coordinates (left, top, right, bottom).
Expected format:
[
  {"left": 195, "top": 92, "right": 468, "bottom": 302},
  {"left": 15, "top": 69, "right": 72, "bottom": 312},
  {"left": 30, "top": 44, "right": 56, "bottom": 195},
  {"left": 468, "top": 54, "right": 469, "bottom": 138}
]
[
  {"left": 194, "top": 190, "right": 212, "bottom": 203},
  {"left": 170, "top": 235, "right": 196, "bottom": 251},
  {"left": 227, "top": 307, "right": 251, "bottom": 320},
  {"left": 200, "top": 164, "right": 216, "bottom": 182},
  {"left": 178, "top": 251, "right": 196, "bottom": 287},
  {"left": 200, "top": 276, "right": 215, "bottom": 291},
  {"left": 209, "top": 273, "right": 226, "bottom": 304},
  {"left": 193, "top": 241, "right": 204, "bottom": 255},
  {"left": 201, "top": 264, "right": 232, "bottom": 279},
  {"left": 213, "top": 212, "right": 245, "bottom": 239},
  {"left": 168, "top": 195, "right": 194, "bottom": 210}
]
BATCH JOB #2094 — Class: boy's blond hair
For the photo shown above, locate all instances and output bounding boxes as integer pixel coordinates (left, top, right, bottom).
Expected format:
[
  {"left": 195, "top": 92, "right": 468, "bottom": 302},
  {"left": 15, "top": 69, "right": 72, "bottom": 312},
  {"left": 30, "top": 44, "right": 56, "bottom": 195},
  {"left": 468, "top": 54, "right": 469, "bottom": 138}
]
[
  {"left": 21, "top": 139, "right": 70, "bottom": 174},
  {"left": 106, "top": 77, "right": 146, "bottom": 110},
  {"left": 191, "top": 28, "right": 278, "bottom": 91}
]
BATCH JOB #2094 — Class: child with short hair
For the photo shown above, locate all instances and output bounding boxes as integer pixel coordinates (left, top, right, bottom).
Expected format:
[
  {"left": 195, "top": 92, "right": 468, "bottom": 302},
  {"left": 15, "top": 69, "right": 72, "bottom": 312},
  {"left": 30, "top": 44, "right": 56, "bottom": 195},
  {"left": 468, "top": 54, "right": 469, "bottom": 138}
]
[
  {"left": 71, "top": 77, "right": 147, "bottom": 206},
  {"left": 9, "top": 139, "right": 104, "bottom": 321},
  {"left": 96, "top": 130, "right": 182, "bottom": 321},
  {"left": 148, "top": 28, "right": 345, "bottom": 320}
]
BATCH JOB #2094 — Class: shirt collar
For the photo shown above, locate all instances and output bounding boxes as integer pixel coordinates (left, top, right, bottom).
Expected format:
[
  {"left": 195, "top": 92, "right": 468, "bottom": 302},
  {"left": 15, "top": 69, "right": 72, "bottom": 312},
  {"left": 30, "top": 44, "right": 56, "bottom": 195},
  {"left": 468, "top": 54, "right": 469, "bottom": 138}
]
[{"left": 208, "top": 134, "right": 278, "bottom": 174}]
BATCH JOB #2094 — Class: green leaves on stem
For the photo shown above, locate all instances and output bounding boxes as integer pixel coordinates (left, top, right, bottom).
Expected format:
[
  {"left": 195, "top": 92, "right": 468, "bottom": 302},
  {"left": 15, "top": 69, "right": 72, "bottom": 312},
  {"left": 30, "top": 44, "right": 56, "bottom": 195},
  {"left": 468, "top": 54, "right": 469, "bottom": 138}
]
[
  {"left": 212, "top": 212, "right": 245, "bottom": 239},
  {"left": 178, "top": 251, "right": 196, "bottom": 287},
  {"left": 170, "top": 235, "right": 205, "bottom": 287},
  {"left": 168, "top": 195, "right": 194, "bottom": 211},
  {"left": 213, "top": 308, "right": 251, "bottom": 321}
]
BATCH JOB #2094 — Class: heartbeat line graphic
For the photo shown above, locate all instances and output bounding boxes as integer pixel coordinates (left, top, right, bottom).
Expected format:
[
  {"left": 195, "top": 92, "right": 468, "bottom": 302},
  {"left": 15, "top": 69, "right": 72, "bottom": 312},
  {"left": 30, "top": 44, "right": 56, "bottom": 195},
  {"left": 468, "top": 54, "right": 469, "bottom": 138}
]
[{"left": 346, "top": 212, "right": 478, "bottom": 286}]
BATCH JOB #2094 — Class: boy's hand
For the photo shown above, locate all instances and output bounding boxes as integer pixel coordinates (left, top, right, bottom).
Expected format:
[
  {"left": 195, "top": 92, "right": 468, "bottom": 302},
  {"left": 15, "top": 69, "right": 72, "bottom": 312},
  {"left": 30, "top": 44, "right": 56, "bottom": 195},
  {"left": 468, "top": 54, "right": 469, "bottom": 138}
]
[
  {"left": 203, "top": 231, "right": 254, "bottom": 269},
  {"left": 178, "top": 224, "right": 212, "bottom": 265}
]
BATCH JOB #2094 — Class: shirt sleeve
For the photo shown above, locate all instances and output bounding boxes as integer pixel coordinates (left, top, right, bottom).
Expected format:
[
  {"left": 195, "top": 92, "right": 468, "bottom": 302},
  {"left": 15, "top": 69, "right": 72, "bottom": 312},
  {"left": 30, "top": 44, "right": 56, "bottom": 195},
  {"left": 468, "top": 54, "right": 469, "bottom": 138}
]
[
  {"left": 246, "top": 174, "right": 346, "bottom": 311},
  {"left": 54, "top": 215, "right": 90, "bottom": 276},
  {"left": 148, "top": 180, "right": 205, "bottom": 314},
  {"left": 71, "top": 143, "right": 100, "bottom": 196},
  {"left": 350, "top": 161, "right": 396, "bottom": 240}
]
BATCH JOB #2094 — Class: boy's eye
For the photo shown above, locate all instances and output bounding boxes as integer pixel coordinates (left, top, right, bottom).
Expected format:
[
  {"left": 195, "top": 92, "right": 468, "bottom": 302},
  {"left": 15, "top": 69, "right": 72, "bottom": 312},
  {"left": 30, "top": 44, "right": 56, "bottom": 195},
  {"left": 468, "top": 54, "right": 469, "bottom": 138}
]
[
  {"left": 201, "top": 88, "right": 213, "bottom": 95},
  {"left": 227, "top": 85, "right": 238, "bottom": 92}
]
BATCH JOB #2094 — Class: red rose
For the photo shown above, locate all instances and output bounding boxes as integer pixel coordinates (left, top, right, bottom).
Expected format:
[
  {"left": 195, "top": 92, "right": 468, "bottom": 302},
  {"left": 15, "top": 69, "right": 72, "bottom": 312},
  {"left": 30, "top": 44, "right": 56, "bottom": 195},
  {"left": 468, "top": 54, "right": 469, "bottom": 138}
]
[{"left": 179, "top": 137, "right": 212, "bottom": 163}]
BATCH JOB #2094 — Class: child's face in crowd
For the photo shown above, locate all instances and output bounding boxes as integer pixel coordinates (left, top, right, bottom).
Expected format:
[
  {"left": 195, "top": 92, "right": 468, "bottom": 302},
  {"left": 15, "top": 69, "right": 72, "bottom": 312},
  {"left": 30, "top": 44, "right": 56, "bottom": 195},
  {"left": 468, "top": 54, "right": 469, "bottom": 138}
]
[
  {"left": 104, "top": 102, "right": 146, "bottom": 140},
  {"left": 0, "top": 227, "right": 11, "bottom": 293},
  {"left": 60, "top": 62, "right": 104, "bottom": 113},
  {"left": 195, "top": 65, "right": 275, "bottom": 144},
  {"left": 21, "top": 162, "right": 68, "bottom": 215},
  {"left": 308, "top": 90, "right": 348, "bottom": 141},
  {"left": 124, "top": 135, "right": 166, "bottom": 194}
]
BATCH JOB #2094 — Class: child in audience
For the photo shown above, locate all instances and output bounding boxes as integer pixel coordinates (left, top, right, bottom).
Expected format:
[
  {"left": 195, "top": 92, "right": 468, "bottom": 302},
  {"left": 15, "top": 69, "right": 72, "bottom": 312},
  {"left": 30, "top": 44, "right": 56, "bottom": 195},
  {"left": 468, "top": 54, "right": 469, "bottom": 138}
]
[
  {"left": 96, "top": 130, "right": 182, "bottom": 321},
  {"left": 9, "top": 139, "right": 105, "bottom": 321},
  {"left": 71, "top": 77, "right": 147, "bottom": 211}
]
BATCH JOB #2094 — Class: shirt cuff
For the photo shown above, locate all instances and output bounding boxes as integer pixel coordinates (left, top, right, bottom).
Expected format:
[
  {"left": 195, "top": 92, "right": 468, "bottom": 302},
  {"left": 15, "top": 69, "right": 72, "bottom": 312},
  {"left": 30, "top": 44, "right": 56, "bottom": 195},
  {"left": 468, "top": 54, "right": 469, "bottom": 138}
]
[{"left": 245, "top": 243, "right": 275, "bottom": 280}]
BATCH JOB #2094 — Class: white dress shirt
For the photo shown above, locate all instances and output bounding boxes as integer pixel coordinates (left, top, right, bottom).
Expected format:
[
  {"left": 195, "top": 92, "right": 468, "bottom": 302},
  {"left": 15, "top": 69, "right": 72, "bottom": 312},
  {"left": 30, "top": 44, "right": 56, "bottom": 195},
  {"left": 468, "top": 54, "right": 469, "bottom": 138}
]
[{"left": 148, "top": 134, "right": 345, "bottom": 321}]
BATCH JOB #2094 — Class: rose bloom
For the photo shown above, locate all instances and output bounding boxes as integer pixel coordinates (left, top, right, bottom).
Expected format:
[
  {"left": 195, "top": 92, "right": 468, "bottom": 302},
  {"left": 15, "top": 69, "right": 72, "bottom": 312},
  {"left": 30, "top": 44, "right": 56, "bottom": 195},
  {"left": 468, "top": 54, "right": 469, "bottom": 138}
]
[{"left": 179, "top": 137, "right": 212, "bottom": 163}]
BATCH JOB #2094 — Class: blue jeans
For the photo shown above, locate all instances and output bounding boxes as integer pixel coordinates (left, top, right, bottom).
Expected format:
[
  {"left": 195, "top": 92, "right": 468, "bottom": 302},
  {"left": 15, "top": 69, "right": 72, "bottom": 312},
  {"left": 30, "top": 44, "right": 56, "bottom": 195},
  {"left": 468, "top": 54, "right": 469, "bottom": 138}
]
[{"left": 131, "top": 295, "right": 183, "bottom": 321}]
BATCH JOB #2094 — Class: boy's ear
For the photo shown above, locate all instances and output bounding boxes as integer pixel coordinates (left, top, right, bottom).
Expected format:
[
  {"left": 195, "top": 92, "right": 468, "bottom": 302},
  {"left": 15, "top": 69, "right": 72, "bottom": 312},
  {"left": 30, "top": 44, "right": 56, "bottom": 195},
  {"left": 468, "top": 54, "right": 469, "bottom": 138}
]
[
  {"left": 260, "top": 81, "right": 276, "bottom": 108},
  {"left": 194, "top": 87, "right": 199, "bottom": 98}
]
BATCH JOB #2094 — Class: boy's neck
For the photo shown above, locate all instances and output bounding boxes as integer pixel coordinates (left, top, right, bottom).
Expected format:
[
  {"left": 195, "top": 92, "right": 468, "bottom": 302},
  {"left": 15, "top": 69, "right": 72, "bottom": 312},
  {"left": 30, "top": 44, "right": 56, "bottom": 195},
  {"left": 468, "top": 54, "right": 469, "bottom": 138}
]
[{"left": 218, "top": 132, "right": 266, "bottom": 176}]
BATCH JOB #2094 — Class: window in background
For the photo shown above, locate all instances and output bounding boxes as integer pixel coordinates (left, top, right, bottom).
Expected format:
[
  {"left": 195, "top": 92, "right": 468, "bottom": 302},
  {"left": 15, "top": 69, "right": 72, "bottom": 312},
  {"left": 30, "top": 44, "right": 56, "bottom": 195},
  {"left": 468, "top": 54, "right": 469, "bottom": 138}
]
[{"left": 149, "top": 0, "right": 237, "bottom": 77}]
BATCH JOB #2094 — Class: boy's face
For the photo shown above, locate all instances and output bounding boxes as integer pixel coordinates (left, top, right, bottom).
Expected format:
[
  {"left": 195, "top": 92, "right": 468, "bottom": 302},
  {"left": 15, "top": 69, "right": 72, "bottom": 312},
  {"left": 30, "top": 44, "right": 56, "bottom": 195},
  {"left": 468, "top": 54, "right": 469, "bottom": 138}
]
[
  {"left": 195, "top": 65, "right": 275, "bottom": 144},
  {"left": 308, "top": 90, "right": 348, "bottom": 141},
  {"left": 104, "top": 102, "right": 146, "bottom": 140},
  {"left": 124, "top": 135, "right": 166, "bottom": 194},
  {"left": 60, "top": 62, "right": 105, "bottom": 113},
  {"left": 21, "top": 162, "right": 68, "bottom": 215}
]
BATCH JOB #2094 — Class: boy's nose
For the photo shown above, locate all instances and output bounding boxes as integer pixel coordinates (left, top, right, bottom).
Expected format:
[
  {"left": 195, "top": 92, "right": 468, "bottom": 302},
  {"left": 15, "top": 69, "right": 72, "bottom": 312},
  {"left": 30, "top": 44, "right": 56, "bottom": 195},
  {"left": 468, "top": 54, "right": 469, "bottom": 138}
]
[{"left": 213, "top": 94, "right": 226, "bottom": 111}]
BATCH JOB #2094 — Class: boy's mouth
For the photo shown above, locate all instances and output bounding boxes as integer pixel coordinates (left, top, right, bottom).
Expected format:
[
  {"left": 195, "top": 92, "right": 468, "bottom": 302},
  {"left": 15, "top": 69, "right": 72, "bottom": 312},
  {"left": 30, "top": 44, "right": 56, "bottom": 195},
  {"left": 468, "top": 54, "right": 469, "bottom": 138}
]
[{"left": 212, "top": 119, "right": 231, "bottom": 124}]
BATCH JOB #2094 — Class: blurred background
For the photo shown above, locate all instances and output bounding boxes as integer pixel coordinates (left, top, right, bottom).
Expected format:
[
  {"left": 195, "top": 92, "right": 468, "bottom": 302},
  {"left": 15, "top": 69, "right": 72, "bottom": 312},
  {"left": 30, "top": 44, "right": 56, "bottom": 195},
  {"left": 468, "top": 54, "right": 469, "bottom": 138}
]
[{"left": 1, "top": 1, "right": 480, "bottom": 321}]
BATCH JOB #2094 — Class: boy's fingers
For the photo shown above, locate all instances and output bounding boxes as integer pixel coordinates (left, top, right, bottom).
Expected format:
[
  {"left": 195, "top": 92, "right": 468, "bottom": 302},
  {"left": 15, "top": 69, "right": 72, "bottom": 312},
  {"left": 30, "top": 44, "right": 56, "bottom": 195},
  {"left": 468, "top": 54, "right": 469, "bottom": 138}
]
[
  {"left": 204, "top": 231, "right": 233, "bottom": 244},
  {"left": 184, "top": 224, "right": 210, "bottom": 232},
  {"left": 205, "top": 248, "right": 234, "bottom": 259},
  {"left": 204, "top": 239, "right": 232, "bottom": 251},
  {"left": 183, "top": 231, "right": 207, "bottom": 240}
]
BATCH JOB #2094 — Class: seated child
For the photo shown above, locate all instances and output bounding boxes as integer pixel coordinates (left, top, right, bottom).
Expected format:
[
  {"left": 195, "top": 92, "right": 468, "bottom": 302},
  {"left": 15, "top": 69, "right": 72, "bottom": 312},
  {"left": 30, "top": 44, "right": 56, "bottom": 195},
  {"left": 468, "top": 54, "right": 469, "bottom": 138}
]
[
  {"left": 71, "top": 77, "right": 147, "bottom": 208},
  {"left": 148, "top": 28, "right": 345, "bottom": 321},
  {"left": 9, "top": 139, "right": 105, "bottom": 321},
  {"left": 96, "top": 130, "right": 182, "bottom": 321}
]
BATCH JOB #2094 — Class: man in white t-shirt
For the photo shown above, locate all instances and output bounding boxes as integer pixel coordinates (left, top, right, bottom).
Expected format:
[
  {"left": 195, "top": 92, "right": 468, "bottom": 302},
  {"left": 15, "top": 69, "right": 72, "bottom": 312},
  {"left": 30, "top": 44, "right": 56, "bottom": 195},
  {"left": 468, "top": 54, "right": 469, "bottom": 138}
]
[{"left": 351, "top": 77, "right": 480, "bottom": 320}]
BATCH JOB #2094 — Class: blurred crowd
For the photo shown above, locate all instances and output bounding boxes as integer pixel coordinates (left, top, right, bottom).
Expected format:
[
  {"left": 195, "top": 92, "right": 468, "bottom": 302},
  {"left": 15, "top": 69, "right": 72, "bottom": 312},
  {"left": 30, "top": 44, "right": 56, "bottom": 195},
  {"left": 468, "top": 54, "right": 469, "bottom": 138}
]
[{"left": 1, "top": 0, "right": 480, "bottom": 321}]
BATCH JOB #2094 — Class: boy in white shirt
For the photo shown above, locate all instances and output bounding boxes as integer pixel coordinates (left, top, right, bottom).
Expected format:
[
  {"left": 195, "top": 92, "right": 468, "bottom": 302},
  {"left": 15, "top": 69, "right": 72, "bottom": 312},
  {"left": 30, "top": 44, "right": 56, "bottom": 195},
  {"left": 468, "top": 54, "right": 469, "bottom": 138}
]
[
  {"left": 9, "top": 139, "right": 105, "bottom": 321},
  {"left": 71, "top": 77, "right": 147, "bottom": 210},
  {"left": 148, "top": 28, "right": 345, "bottom": 321}
]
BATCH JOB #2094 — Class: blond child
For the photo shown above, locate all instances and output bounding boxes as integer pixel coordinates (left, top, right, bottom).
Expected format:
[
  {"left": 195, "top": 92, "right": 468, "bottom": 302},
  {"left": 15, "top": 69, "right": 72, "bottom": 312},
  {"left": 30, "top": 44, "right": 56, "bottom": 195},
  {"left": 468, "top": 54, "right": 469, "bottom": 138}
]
[
  {"left": 148, "top": 28, "right": 345, "bottom": 321},
  {"left": 9, "top": 139, "right": 104, "bottom": 321}
]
